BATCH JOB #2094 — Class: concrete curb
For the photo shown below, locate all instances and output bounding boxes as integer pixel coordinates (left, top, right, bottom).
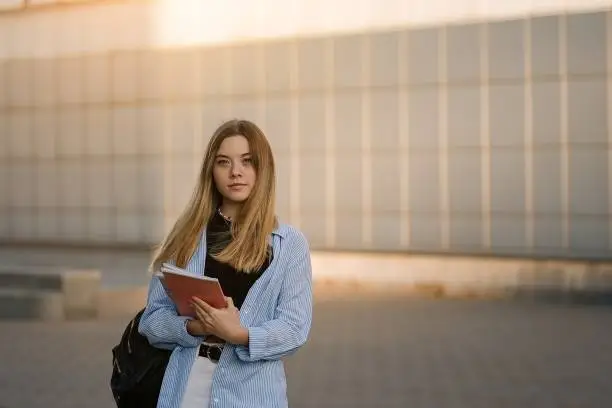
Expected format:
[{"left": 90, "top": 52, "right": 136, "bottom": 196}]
[
  {"left": 311, "top": 279, "right": 612, "bottom": 307},
  {"left": 97, "top": 286, "right": 148, "bottom": 319},
  {"left": 62, "top": 270, "right": 102, "bottom": 319},
  {"left": 0, "top": 289, "right": 64, "bottom": 320},
  {"left": 0, "top": 267, "right": 102, "bottom": 320},
  {"left": 310, "top": 252, "right": 612, "bottom": 305}
]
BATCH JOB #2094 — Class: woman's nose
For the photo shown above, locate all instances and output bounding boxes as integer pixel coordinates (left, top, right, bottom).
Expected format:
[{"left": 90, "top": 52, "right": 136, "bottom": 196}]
[{"left": 230, "top": 162, "right": 243, "bottom": 176}]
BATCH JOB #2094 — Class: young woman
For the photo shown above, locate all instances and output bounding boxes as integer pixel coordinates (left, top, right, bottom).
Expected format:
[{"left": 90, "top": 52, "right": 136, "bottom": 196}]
[{"left": 138, "top": 119, "right": 313, "bottom": 408}]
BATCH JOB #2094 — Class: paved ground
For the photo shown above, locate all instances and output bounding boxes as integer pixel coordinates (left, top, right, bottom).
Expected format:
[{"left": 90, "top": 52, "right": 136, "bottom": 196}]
[{"left": 1, "top": 293, "right": 611, "bottom": 408}]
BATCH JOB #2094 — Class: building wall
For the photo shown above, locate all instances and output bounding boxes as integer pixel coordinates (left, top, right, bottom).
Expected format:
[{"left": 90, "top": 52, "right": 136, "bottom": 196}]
[{"left": 0, "top": 0, "right": 610, "bottom": 260}]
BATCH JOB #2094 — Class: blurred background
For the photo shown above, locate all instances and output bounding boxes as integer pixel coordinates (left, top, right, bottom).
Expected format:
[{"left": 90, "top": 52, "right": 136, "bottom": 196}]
[{"left": 1, "top": 0, "right": 612, "bottom": 407}]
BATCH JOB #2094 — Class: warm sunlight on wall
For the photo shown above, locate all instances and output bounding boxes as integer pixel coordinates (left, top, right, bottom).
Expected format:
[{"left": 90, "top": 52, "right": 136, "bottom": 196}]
[
  {"left": 0, "top": 0, "right": 611, "bottom": 58},
  {"left": 149, "top": 0, "right": 612, "bottom": 47}
]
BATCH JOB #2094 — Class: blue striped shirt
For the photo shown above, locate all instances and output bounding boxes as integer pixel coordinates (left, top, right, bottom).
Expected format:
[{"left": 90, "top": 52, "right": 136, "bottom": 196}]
[{"left": 138, "top": 223, "right": 313, "bottom": 408}]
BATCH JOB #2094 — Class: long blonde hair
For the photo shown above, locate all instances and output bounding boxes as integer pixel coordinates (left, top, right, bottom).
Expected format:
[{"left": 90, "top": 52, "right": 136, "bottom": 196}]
[{"left": 150, "top": 119, "right": 277, "bottom": 273}]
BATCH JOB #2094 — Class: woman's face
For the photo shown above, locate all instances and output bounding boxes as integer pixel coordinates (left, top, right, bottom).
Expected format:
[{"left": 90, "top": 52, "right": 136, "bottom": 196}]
[{"left": 212, "top": 135, "right": 256, "bottom": 205}]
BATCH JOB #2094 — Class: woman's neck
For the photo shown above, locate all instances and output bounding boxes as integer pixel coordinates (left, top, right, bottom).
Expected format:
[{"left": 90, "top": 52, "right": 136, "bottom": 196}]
[{"left": 219, "top": 202, "right": 240, "bottom": 220}]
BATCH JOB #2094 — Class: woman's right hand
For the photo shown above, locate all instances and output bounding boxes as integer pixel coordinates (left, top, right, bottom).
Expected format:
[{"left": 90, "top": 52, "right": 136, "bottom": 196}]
[
  {"left": 186, "top": 319, "right": 208, "bottom": 337},
  {"left": 186, "top": 318, "right": 225, "bottom": 343}
]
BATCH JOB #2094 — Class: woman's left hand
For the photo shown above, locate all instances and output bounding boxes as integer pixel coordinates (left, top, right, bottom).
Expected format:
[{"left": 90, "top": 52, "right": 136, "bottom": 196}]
[{"left": 191, "top": 296, "right": 249, "bottom": 345}]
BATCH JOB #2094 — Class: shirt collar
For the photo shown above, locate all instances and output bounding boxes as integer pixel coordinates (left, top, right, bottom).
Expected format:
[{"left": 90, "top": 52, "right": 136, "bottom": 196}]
[{"left": 272, "top": 221, "right": 287, "bottom": 238}]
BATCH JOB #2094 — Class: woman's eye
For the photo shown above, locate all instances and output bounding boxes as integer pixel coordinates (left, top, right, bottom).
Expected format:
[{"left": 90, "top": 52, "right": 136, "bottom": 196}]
[
  {"left": 217, "top": 160, "right": 230, "bottom": 166},
  {"left": 243, "top": 158, "right": 252, "bottom": 165}
]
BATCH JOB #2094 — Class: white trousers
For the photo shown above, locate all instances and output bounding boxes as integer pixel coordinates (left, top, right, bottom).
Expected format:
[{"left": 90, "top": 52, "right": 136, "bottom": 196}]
[{"left": 180, "top": 356, "right": 216, "bottom": 408}]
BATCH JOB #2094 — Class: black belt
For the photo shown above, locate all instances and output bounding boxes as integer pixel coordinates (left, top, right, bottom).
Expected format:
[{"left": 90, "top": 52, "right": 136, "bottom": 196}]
[{"left": 199, "top": 343, "right": 223, "bottom": 363}]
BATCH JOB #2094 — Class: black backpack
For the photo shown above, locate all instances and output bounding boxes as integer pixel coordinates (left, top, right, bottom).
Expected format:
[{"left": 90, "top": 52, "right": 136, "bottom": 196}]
[{"left": 110, "top": 308, "right": 172, "bottom": 408}]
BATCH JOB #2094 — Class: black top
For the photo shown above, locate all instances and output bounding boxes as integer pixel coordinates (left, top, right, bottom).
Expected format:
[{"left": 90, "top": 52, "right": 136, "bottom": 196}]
[{"left": 204, "top": 210, "right": 271, "bottom": 309}]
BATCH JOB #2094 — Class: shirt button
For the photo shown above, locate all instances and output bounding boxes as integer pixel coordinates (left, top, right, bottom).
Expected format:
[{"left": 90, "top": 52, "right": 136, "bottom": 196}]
[{"left": 213, "top": 398, "right": 219, "bottom": 403}]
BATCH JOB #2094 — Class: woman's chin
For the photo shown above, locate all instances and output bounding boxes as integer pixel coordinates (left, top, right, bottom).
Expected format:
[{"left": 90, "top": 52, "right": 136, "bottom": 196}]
[{"left": 223, "top": 191, "right": 250, "bottom": 204}]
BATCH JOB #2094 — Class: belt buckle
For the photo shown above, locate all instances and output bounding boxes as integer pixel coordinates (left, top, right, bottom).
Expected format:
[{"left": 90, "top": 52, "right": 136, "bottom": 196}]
[{"left": 205, "top": 343, "right": 223, "bottom": 363}]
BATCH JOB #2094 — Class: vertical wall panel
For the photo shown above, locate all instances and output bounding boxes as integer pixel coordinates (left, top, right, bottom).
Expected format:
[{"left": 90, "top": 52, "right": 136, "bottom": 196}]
[
  {"left": 370, "top": 90, "right": 399, "bottom": 151},
  {"left": 568, "top": 149, "right": 608, "bottom": 216},
  {"left": 566, "top": 12, "right": 607, "bottom": 75},
  {"left": 450, "top": 216, "right": 483, "bottom": 250},
  {"left": 448, "top": 151, "right": 482, "bottom": 214},
  {"left": 447, "top": 24, "right": 481, "bottom": 83},
  {"left": 532, "top": 82, "right": 561, "bottom": 145},
  {"left": 299, "top": 154, "right": 327, "bottom": 213},
  {"left": 489, "top": 84, "right": 525, "bottom": 147},
  {"left": 490, "top": 149, "right": 526, "bottom": 214},
  {"left": 533, "top": 149, "right": 563, "bottom": 215},
  {"left": 33, "top": 59, "right": 56, "bottom": 107},
  {"left": 408, "top": 89, "right": 439, "bottom": 149},
  {"left": 531, "top": 16, "right": 560, "bottom": 77},
  {"left": 263, "top": 40, "right": 295, "bottom": 93},
  {"left": 369, "top": 31, "right": 400, "bottom": 87},
  {"left": 447, "top": 87, "right": 481, "bottom": 147},
  {"left": 297, "top": 38, "right": 327, "bottom": 91},
  {"left": 332, "top": 34, "right": 364, "bottom": 89},
  {"left": 406, "top": 27, "right": 439, "bottom": 85},
  {"left": 408, "top": 151, "right": 440, "bottom": 213},
  {"left": 371, "top": 153, "right": 401, "bottom": 214},
  {"left": 298, "top": 94, "right": 327, "bottom": 152},
  {"left": 488, "top": 20, "right": 525, "bottom": 80},
  {"left": 568, "top": 79, "right": 607, "bottom": 144}
]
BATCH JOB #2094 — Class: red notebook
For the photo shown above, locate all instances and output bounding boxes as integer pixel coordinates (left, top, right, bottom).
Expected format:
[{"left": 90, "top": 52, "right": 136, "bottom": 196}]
[{"left": 160, "top": 263, "right": 227, "bottom": 317}]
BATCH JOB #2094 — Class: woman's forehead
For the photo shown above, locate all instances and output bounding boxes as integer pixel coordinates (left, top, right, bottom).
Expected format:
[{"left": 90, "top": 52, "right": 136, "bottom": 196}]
[{"left": 216, "top": 135, "right": 250, "bottom": 155}]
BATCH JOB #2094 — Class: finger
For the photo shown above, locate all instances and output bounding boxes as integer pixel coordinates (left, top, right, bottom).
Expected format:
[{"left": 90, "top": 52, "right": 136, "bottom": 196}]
[
  {"left": 192, "top": 296, "right": 214, "bottom": 313},
  {"left": 200, "top": 315, "right": 216, "bottom": 332},
  {"left": 190, "top": 302, "right": 207, "bottom": 316},
  {"left": 195, "top": 308, "right": 211, "bottom": 323},
  {"left": 225, "top": 297, "right": 235, "bottom": 308},
  {"left": 196, "top": 317, "right": 213, "bottom": 334},
  {"left": 204, "top": 323, "right": 215, "bottom": 335}
]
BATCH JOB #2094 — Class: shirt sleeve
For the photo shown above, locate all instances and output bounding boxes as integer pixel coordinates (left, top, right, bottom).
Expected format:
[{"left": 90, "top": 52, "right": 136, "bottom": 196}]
[
  {"left": 234, "top": 231, "right": 313, "bottom": 362},
  {"left": 138, "top": 273, "right": 203, "bottom": 349}
]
